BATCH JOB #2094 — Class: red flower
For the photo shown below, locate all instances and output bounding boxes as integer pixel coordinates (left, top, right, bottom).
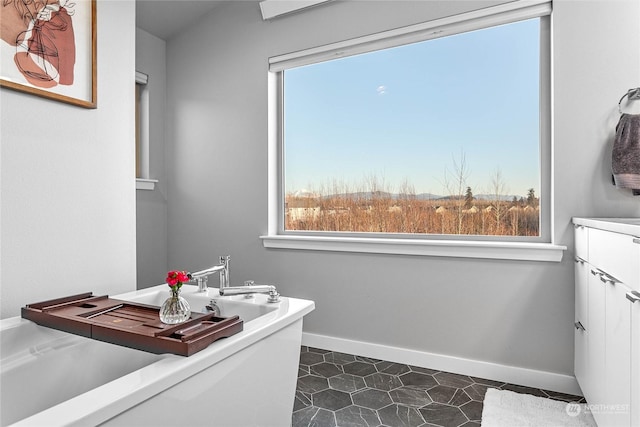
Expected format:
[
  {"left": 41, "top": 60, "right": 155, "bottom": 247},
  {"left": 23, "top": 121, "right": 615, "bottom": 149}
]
[{"left": 166, "top": 270, "right": 189, "bottom": 288}]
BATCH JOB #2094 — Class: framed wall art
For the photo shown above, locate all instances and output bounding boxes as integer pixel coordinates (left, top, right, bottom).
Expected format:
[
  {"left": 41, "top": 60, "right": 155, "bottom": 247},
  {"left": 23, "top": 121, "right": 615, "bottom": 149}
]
[{"left": 0, "top": 0, "right": 97, "bottom": 108}]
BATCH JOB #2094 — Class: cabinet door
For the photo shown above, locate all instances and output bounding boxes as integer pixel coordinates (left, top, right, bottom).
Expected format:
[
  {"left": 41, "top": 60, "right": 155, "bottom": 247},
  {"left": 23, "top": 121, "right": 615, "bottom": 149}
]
[
  {"left": 630, "top": 290, "right": 640, "bottom": 427},
  {"left": 589, "top": 228, "right": 640, "bottom": 292},
  {"left": 574, "top": 224, "right": 589, "bottom": 259},
  {"left": 574, "top": 257, "right": 589, "bottom": 393},
  {"left": 604, "top": 279, "right": 631, "bottom": 427},
  {"left": 586, "top": 267, "right": 606, "bottom": 419}
]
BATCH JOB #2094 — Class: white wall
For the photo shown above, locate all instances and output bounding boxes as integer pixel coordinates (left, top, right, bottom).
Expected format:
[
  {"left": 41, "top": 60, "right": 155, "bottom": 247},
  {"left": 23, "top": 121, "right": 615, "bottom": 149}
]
[
  {"left": 0, "top": 0, "right": 137, "bottom": 318},
  {"left": 163, "top": 0, "right": 640, "bottom": 388},
  {"left": 136, "top": 28, "right": 168, "bottom": 288}
]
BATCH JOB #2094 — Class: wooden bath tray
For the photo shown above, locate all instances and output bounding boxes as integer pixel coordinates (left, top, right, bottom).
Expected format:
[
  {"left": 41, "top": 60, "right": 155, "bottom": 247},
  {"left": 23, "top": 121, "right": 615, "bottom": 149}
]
[{"left": 21, "top": 292, "right": 243, "bottom": 356}]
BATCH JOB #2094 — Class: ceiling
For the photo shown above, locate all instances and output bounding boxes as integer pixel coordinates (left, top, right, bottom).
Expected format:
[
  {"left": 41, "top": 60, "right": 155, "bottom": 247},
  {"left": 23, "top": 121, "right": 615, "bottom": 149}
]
[{"left": 136, "top": 0, "right": 226, "bottom": 40}]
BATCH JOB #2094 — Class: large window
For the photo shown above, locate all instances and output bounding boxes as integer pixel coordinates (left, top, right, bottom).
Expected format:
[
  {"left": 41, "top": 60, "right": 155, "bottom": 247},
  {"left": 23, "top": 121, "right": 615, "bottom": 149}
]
[{"left": 264, "top": 1, "right": 562, "bottom": 261}]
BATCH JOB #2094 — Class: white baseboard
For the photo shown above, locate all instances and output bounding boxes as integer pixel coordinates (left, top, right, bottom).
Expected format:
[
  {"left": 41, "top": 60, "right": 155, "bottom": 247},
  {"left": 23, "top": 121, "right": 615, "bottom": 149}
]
[{"left": 302, "top": 332, "right": 582, "bottom": 397}]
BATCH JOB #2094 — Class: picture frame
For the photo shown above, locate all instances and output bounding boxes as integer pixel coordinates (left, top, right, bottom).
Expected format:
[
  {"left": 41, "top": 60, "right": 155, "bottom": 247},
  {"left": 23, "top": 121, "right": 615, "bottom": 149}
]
[{"left": 0, "top": 0, "right": 97, "bottom": 109}]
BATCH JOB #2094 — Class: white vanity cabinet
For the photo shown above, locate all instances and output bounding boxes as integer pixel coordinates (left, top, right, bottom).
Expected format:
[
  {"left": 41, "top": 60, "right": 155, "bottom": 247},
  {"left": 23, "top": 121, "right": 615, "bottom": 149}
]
[
  {"left": 632, "top": 296, "right": 640, "bottom": 427},
  {"left": 573, "top": 253, "right": 589, "bottom": 394},
  {"left": 573, "top": 218, "right": 640, "bottom": 427}
]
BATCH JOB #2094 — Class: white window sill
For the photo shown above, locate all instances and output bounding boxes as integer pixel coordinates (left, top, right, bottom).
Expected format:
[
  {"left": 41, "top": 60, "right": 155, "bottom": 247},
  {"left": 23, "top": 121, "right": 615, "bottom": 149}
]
[
  {"left": 260, "top": 235, "right": 566, "bottom": 262},
  {"left": 136, "top": 178, "right": 158, "bottom": 191}
]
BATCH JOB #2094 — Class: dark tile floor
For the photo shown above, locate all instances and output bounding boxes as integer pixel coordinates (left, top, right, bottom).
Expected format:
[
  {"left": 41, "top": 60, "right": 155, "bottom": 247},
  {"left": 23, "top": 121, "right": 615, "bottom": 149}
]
[{"left": 292, "top": 346, "right": 585, "bottom": 427}]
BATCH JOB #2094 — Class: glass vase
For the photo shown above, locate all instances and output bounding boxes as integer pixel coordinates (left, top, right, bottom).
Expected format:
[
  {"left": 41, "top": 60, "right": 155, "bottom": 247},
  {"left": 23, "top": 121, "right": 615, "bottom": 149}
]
[{"left": 159, "top": 287, "right": 191, "bottom": 324}]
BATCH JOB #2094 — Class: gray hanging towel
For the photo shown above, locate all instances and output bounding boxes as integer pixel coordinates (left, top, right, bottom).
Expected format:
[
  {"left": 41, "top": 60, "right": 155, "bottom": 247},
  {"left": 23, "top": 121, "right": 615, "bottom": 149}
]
[{"left": 612, "top": 113, "right": 640, "bottom": 195}]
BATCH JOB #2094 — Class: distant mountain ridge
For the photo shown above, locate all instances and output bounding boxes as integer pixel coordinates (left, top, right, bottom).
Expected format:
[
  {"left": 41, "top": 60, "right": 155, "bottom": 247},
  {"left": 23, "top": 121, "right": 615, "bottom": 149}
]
[{"left": 290, "top": 190, "right": 521, "bottom": 202}]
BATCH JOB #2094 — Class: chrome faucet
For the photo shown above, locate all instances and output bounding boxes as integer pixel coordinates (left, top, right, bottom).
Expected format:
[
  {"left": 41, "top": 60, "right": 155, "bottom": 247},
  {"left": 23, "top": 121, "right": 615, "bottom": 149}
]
[
  {"left": 188, "top": 255, "right": 230, "bottom": 292},
  {"left": 219, "top": 281, "right": 280, "bottom": 303}
]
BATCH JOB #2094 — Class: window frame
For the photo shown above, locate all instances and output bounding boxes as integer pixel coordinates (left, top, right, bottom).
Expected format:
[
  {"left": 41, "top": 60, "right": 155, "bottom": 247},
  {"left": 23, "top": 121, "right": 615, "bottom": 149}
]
[
  {"left": 135, "top": 71, "right": 157, "bottom": 191},
  {"left": 261, "top": 0, "right": 566, "bottom": 262}
]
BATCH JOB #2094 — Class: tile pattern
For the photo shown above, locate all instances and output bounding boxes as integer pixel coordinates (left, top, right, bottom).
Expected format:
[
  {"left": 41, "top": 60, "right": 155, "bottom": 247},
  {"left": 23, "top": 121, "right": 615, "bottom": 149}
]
[{"left": 293, "top": 346, "right": 585, "bottom": 427}]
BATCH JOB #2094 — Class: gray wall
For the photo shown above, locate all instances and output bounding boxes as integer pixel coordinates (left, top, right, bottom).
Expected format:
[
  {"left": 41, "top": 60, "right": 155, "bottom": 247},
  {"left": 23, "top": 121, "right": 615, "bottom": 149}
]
[
  {"left": 1, "top": 0, "right": 137, "bottom": 318},
  {"left": 136, "top": 29, "right": 169, "bottom": 288},
  {"left": 162, "top": 0, "right": 640, "bottom": 377}
]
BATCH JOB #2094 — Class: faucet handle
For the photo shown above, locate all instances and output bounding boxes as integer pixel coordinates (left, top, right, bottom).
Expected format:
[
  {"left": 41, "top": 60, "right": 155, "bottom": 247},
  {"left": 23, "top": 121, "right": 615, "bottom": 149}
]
[
  {"left": 197, "top": 276, "right": 208, "bottom": 292},
  {"left": 219, "top": 255, "right": 231, "bottom": 290},
  {"left": 243, "top": 280, "right": 255, "bottom": 299}
]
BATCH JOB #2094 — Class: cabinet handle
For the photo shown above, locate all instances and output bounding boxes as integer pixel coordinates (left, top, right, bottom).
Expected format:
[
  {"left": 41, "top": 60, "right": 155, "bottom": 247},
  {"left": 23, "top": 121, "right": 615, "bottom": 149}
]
[
  {"left": 626, "top": 291, "right": 640, "bottom": 303},
  {"left": 599, "top": 275, "right": 613, "bottom": 284},
  {"left": 574, "top": 321, "right": 586, "bottom": 331},
  {"left": 573, "top": 224, "right": 585, "bottom": 229},
  {"left": 633, "top": 238, "right": 640, "bottom": 244},
  {"left": 574, "top": 257, "right": 585, "bottom": 264},
  {"left": 592, "top": 269, "right": 619, "bottom": 285},
  {"left": 599, "top": 275, "right": 618, "bottom": 285},
  {"left": 591, "top": 269, "right": 609, "bottom": 283}
]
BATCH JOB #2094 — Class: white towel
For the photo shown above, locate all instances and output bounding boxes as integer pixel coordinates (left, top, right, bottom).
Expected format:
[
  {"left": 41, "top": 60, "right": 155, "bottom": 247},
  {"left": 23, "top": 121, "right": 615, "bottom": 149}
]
[{"left": 481, "top": 388, "right": 597, "bottom": 427}]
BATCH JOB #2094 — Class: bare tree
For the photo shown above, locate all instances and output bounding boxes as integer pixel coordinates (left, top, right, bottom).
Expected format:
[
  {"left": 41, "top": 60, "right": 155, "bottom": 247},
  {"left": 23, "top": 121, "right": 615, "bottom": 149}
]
[
  {"left": 442, "top": 151, "right": 470, "bottom": 234},
  {"left": 364, "top": 172, "right": 392, "bottom": 232},
  {"left": 490, "top": 168, "right": 509, "bottom": 234}
]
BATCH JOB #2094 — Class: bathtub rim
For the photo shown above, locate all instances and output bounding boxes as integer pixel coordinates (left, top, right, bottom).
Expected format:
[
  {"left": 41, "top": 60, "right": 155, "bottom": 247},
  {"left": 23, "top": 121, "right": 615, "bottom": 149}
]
[{"left": 2, "top": 286, "right": 314, "bottom": 427}]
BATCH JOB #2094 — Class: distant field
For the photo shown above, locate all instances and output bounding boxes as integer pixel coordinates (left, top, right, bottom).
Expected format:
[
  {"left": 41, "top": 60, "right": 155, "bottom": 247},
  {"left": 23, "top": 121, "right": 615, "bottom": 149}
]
[{"left": 285, "top": 194, "right": 539, "bottom": 236}]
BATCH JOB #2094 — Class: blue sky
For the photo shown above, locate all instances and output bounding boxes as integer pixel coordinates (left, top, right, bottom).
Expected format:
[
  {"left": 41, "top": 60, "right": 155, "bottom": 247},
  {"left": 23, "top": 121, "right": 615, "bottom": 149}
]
[{"left": 284, "top": 18, "right": 541, "bottom": 198}]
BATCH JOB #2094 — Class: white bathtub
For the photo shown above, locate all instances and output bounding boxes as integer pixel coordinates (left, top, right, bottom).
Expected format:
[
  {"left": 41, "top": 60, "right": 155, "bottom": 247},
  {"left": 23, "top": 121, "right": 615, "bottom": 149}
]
[{"left": 0, "top": 285, "right": 314, "bottom": 426}]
